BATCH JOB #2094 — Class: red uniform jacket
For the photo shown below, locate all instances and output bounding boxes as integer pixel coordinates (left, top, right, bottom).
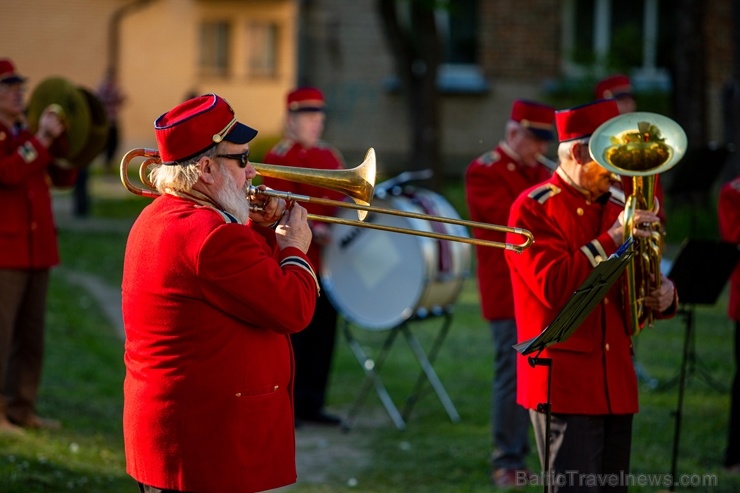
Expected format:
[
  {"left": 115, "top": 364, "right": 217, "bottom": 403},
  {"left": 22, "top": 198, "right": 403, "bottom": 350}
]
[
  {"left": 261, "top": 139, "right": 345, "bottom": 273},
  {"left": 719, "top": 177, "right": 740, "bottom": 321},
  {"left": 0, "top": 122, "right": 76, "bottom": 269},
  {"left": 122, "top": 194, "right": 319, "bottom": 493},
  {"left": 505, "top": 170, "right": 641, "bottom": 415},
  {"left": 465, "top": 143, "right": 551, "bottom": 320}
]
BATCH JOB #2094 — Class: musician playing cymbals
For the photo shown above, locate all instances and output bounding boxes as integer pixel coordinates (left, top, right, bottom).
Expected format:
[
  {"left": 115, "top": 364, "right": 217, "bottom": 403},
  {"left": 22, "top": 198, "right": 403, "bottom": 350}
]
[
  {"left": 505, "top": 100, "right": 678, "bottom": 492},
  {"left": 0, "top": 58, "right": 74, "bottom": 434}
]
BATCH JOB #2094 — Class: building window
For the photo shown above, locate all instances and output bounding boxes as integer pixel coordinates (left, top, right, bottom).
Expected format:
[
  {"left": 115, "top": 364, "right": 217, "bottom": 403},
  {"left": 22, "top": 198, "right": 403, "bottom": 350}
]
[
  {"left": 562, "top": 0, "right": 673, "bottom": 90},
  {"left": 437, "top": 0, "right": 486, "bottom": 93},
  {"left": 246, "top": 22, "right": 279, "bottom": 79},
  {"left": 200, "top": 21, "right": 231, "bottom": 77},
  {"left": 384, "top": 0, "right": 486, "bottom": 94}
]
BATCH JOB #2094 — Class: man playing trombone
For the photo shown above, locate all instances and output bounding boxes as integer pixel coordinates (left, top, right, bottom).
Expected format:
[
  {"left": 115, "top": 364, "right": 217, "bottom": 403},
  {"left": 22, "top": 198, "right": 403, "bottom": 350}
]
[{"left": 121, "top": 94, "right": 318, "bottom": 493}]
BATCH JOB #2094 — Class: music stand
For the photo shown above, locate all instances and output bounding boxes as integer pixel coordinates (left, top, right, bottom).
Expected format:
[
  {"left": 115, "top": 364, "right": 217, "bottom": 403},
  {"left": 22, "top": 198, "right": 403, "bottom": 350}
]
[
  {"left": 514, "top": 239, "right": 634, "bottom": 493},
  {"left": 660, "top": 238, "right": 739, "bottom": 492}
]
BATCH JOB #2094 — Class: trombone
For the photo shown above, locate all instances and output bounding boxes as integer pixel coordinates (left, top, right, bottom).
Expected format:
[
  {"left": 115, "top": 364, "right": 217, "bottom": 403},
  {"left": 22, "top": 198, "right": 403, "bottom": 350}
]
[{"left": 120, "top": 147, "right": 535, "bottom": 253}]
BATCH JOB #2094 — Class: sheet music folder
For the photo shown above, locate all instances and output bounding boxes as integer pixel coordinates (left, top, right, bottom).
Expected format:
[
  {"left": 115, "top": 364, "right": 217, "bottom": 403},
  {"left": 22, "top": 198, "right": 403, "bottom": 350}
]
[{"left": 513, "top": 238, "right": 635, "bottom": 356}]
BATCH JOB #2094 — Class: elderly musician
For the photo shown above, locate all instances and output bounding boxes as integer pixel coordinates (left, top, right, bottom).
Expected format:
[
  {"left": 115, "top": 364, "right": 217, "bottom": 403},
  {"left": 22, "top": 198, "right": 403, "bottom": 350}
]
[
  {"left": 0, "top": 57, "right": 74, "bottom": 433},
  {"left": 505, "top": 100, "right": 678, "bottom": 492},
  {"left": 465, "top": 99, "right": 555, "bottom": 486},
  {"left": 121, "top": 94, "right": 318, "bottom": 493}
]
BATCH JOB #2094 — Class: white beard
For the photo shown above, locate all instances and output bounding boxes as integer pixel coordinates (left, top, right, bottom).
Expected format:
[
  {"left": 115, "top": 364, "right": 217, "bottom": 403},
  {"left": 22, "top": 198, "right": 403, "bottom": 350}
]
[{"left": 214, "top": 168, "right": 251, "bottom": 224}]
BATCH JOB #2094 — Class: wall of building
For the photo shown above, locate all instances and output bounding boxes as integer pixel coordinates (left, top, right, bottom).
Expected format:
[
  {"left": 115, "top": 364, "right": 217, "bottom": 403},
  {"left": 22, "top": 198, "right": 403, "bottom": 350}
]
[
  {"left": 0, "top": 0, "right": 297, "bottom": 162},
  {"left": 302, "top": 0, "right": 564, "bottom": 177},
  {"left": 2, "top": 0, "right": 735, "bottom": 178}
]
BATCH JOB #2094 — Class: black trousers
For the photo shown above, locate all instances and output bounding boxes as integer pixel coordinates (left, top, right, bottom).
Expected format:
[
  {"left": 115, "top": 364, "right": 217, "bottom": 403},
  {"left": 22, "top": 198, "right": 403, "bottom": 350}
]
[
  {"left": 0, "top": 269, "right": 49, "bottom": 422},
  {"left": 530, "top": 410, "right": 633, "bottom": 493},
  {"left": 137, "top": 483, "right": 195, "bottom": 493},
  {"left": 291, "top": 286, "right": 338, "bottom": 418}
]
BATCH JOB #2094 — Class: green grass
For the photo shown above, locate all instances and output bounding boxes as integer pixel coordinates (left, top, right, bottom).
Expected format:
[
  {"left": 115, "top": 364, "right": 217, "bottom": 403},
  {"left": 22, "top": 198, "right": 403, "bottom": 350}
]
[{"left": 0, "top": 184, "right": 737, "bottom": 492}]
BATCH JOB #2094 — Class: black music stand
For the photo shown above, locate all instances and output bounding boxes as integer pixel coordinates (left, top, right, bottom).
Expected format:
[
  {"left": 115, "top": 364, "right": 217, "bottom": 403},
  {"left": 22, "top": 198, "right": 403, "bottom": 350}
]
[
  {"left": 514, "top": 239, "right": 634, "bottom": 493},
  {"left": 660, "top": 238, "right": 739, "bottom": 492}
]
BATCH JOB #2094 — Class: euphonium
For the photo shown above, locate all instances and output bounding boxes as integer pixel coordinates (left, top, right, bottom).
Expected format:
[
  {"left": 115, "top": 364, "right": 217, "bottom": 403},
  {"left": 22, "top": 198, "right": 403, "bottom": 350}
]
[{"left": 589, "top": 112, "right": 687, "bottom": 335}]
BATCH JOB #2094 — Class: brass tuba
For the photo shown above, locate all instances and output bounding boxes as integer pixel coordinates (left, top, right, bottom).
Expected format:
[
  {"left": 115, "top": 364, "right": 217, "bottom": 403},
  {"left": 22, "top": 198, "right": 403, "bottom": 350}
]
[{"left": 589, "top": 112, "right": 687, "bottom": 335}]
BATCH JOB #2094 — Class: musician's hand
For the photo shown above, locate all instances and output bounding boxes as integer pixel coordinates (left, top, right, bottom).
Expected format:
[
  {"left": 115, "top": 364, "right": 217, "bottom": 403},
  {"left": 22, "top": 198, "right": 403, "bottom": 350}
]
[
  {"left": 35, "top": 106, "right": 65, "bottom": 148},
  {"left": 249, "top": 184, "right": 287, "bottom": 227},
  {"left": 644, "top": 274, "right": 676, "bottom": 313},
  {"left": 275, "top": 203, "right": 312, "bottom": 253},
  {"left": 608, "top": 209, "right": 661, "bottom": 245}
]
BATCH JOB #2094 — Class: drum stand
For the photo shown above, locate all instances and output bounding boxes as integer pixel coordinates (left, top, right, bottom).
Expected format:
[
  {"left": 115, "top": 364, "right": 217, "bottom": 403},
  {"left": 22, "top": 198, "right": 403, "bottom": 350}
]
[{"left": 340, "top": 312, "right": 461, "bottom": 432}]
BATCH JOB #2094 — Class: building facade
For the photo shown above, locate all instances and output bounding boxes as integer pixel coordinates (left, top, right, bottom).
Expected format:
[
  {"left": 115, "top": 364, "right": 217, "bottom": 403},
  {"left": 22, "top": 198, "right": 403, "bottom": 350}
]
[{"left": 1, "top": 0, "right": 734, "bottom": 176}]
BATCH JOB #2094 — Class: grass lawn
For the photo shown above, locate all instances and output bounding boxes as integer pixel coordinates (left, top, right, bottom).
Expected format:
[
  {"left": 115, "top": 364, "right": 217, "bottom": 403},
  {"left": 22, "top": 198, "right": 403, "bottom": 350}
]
[{"left": 0, "top": 181, "right": 737, "bottom": 492}]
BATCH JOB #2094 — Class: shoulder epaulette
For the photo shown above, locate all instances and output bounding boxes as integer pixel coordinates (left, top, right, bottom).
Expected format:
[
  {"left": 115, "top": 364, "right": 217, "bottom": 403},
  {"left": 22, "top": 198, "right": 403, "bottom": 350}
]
[
  {"left": 479, "top": 150, "right": 501, "bottom": 166},
  {"left": 527, "top": 184, "right": 561, "bottom": 204},
  {"left": 271, "top": 139, "right": 295, "bottom": 157}
]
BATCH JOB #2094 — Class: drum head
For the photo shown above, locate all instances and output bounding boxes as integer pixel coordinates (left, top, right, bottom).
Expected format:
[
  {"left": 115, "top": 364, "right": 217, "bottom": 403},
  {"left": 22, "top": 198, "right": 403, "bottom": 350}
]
[{"left": 321, "top": 191, "right": 471, "bottom": 331}]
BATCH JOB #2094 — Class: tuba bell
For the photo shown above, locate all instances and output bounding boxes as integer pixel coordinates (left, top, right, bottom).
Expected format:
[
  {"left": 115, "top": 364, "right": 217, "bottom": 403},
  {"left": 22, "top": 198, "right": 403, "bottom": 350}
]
[
  {"left": 589, "top": 112, "right": 687, "bottom": 335},
  {"left": 26, "top": 77, "right": 109, "bottom": 168}
]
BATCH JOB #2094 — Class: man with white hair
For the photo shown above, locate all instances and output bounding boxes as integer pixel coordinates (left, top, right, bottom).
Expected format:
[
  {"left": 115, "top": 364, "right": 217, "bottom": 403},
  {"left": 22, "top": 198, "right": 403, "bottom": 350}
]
[
  {"left": 506, "top": 99, "right": 678, "bottom": 492},
  {"left": 122, "top": 93, "right": 318, "bottom": 493}
]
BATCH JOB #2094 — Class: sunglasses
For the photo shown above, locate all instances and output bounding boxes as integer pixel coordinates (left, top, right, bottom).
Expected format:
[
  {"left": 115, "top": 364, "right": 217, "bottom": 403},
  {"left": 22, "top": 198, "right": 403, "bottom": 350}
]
[{"left": 216, "top": 150, "right": 250, "bottom": 168}]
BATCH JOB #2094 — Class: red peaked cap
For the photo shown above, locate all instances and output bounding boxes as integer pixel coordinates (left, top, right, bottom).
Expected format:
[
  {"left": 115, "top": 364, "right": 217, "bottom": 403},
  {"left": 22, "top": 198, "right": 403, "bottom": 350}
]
[
  {"left": 0, "top": 58, "right": 27, "bottom": 84},
  {"left": 555, "top": 99, "right": 620, "bottom": 142},
  {"left": 154, "top": 94, "right": 257, "bottom": 164},
  {"left": 287, "top": 87, "right": 325, "bottom": 112},
  {"left": 594, "top": 74, "right": 633, "bottom": 100},
  {"left": 510, "top": 99, "right": 556, "bottom": 141}
]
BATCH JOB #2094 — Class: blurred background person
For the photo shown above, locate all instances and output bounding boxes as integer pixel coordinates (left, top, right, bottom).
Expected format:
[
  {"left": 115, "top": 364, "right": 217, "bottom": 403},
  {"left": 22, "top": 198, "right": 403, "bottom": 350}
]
[
  {"left": 262, "top": 87, "right": 345, "bottom": 426},
  {"left": 594, "top": 74, "right": 637, "bottom": 115},
  {"left": 122, "top": 94, "right": 318, "bottom": 492},
  {"left": 97, "top": 67, "right": 125, "bottom": 172},
  {"left": 720, "top": 175, "right": 740, "bottom": 473},
  {"left": 506, "top": 100, "right": 677, "bottom": 491},
  {"left": 0, "top": 57, "right": 74, "bottom": 433},
  {"left": 465, "top": 99, "right": 556, "bottom": 486},
  {"left": 72, "top": 68, "right": 125, "bottom": 217}
]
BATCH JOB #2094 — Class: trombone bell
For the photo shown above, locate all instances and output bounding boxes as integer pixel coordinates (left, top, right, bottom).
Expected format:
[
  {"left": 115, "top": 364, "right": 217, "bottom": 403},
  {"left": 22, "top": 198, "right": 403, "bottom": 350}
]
[{"left": 253, "top": 148, "right": 376, "bottom": 221}]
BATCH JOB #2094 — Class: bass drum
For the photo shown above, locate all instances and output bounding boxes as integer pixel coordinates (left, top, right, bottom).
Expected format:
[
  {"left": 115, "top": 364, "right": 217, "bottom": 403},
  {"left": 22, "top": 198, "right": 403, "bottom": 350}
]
[{"left": 321, "top": 187, "right": 472, "bottom": 331}]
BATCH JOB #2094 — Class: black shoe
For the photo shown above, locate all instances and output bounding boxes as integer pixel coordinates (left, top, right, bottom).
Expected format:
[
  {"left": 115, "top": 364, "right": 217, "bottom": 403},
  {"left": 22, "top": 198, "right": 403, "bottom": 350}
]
[{"left": 297, "top": 411, "right": 342, "bottom": 426}]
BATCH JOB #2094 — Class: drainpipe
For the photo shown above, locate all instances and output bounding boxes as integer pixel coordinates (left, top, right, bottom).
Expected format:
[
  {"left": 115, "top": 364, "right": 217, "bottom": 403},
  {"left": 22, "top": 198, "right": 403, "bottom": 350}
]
[{"left": 108, "top": 0, "right": 158, "bottom": 76}]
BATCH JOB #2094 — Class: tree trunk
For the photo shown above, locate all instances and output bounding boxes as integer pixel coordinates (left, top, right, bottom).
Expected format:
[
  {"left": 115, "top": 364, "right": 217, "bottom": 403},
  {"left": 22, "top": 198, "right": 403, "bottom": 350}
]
[
  {"left": 672, "top": 0, "right": 706, "bottom": 147},
  {"left": 377, "top": 0, "right": 443, "bottom": 190}
]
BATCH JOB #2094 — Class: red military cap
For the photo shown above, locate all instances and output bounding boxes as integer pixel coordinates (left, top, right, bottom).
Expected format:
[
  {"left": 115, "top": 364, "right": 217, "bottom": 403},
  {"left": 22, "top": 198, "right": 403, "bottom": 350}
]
[
  {"left": 511, "top": 99, "right": 556, "bottom": 140},
  {"left": 594, "top": 74, "right": 633, "bottom": 100},
  {"left": 555, "top": 99, "right": 620, "bottom": 142},
  {"left": 0, "top": 58, "right": 27, "bottom": 84},
  {"left": 154, "top": 93, "right": 258, "bottom": 165},
  {"left": 287, "top": 87, "right": 325, "bottom": 112}
]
